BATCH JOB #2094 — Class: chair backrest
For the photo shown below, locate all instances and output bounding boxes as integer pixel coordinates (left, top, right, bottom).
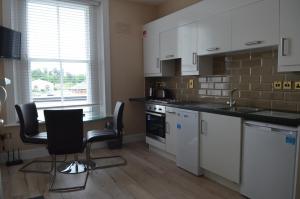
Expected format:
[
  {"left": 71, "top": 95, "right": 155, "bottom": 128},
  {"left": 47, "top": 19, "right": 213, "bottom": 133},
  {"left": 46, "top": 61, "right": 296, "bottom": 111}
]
[
  {"left": 113, "top": 101, "right": 125, "bottom": 136},
  {"left": 15, "top": 103, "right": 39, "bottom": 142},
  {"left": 44, "top": 109, "right": 84, "bottom": 155}
]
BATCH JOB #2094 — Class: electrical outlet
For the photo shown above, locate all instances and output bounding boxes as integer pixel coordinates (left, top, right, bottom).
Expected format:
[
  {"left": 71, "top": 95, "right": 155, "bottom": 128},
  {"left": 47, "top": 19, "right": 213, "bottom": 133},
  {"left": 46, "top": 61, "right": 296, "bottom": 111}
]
[
  {"left": 188, "top": 79, "right": 194, "bottom": 89},
  {"left": 273, "top": 81, "right": 282, "bottom": 90},
  {"left": 283, "top": 81, "right": 292, "bottom": 90},
  {"left": 295, "top": 81, "right": 300, "bottom": 90}
]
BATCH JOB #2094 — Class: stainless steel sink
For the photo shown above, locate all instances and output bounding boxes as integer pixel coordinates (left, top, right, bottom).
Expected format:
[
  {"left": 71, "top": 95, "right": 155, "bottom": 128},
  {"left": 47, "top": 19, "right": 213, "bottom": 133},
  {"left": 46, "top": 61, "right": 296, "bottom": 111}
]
[
  {"left": 170, "top": 101, "right": 207, "bottom": 107},
  {"left": 218, "top": 106, "right": 262, "bottom": 113},
  {"left": 190, "top": 103, "right": 229, "bottom": 109}
]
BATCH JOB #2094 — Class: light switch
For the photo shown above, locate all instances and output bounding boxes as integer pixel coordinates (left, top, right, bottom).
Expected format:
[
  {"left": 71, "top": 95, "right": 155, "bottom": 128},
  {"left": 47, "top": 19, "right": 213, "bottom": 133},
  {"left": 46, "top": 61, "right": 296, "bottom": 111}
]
[{"left": 188, "top": 79, "right": 194, "bottom": 89}]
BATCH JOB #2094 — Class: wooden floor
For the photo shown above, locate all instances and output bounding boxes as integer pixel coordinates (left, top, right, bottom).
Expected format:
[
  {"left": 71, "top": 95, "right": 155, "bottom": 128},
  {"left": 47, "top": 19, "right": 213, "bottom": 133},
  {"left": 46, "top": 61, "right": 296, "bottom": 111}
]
[{"left": 1, "top": 142, "right": 244, "bottom": 199}]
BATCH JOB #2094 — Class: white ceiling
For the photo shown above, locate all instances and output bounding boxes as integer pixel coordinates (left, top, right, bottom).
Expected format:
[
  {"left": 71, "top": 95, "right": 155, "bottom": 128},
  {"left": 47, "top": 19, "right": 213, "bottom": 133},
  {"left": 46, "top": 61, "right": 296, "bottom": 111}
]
[{"left": 127, "top": 0, "right": 168, "bottom": 5}]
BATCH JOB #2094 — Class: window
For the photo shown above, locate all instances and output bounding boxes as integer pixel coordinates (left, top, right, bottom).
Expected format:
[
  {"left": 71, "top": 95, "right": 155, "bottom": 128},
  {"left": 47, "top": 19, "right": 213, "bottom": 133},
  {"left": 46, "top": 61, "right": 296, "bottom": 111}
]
[
  {"left": 2, "top": 0, "right": 111, "bottom": 124},
  {"left": 26, "top": 0, "right": 92, "bottom": 108}
]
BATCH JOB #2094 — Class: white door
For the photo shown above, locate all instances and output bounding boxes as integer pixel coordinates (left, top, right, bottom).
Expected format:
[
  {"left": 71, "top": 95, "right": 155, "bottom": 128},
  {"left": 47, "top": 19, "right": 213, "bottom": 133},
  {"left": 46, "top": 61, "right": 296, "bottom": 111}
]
[
  {"left": 160, "top": 28, "right": 179, "bottom": 60},
  {"left": 176, "top": 109, "right": 200, "bottom": 175},
  {"left": 231, "top": 0, "right": 279, "bottom": 51},
  {"left": 165, "top": 107, "right": 178, "bottom": 155},
  {"left": 143, "top": 23, "right": 161, "bottom": 76},
  {"left": 278, "top": 0, "right": 300, "bottom": 72},
  {"left": 197, "top": 12, "right": 231, "bottom": 56},
  {"left": 178, "top": 23, "right": 198, "bottom": 75},
  {"left": 200, "top": 112, "right": 242, "bottom": 183}
]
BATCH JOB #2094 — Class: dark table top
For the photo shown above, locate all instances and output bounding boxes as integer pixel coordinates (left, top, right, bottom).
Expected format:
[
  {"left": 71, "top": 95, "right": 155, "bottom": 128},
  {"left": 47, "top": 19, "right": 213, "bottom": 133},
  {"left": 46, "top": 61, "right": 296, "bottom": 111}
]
[{"left": 37, "top": 105, "right": 110, "bottom": 123}]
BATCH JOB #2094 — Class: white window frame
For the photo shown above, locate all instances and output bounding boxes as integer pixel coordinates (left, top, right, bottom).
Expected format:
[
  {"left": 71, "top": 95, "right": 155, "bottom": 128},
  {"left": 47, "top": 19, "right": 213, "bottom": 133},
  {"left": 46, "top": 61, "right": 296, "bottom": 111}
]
[{"left": 1, "top": 0, "right": 111, "bottom": 125}]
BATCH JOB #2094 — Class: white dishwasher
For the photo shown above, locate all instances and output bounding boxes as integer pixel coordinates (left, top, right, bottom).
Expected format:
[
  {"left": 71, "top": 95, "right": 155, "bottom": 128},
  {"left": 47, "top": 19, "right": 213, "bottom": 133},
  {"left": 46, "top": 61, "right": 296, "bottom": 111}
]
[
  {"left": 175, "top": 108, "right": 202, "bottom": 176},
  {"left": 241, "top": 121, "right": 297, "bottom": 199}
]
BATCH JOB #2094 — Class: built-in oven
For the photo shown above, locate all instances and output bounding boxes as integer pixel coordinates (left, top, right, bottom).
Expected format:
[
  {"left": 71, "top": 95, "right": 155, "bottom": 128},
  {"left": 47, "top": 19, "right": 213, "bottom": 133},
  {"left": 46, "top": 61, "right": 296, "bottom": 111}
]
[{"left": 145, "top": 104, "right": 166, "bottom": 143}]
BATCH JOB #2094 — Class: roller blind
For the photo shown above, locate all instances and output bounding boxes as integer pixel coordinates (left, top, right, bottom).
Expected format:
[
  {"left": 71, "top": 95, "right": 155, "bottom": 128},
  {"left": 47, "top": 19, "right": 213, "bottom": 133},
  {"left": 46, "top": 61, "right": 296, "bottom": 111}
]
[{"left": 26, "top": 0, "right": 99, "bottom": 108}]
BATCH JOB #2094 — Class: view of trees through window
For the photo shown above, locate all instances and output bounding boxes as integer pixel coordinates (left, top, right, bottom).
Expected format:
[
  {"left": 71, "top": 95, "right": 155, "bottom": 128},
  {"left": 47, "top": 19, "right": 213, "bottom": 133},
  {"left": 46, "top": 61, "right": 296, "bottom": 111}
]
[
  {"left": 32, "top": 68, "right": 86, "bottom": 93},
  {"left": 31, "top": 62, "right": 88, "bottom": 107}
]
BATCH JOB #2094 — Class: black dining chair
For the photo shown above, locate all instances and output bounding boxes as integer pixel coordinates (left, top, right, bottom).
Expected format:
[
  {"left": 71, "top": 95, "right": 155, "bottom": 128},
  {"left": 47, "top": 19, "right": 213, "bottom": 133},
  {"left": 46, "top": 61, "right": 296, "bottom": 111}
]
[
  {"left": 86, "top": 101, "right": 127, "bottom": 170},
  {"left": 44, "top": 109, "right": 88, "bottom": 192},
  {"left": 15, "top": 102, "right": 51, "bottom": 174}
]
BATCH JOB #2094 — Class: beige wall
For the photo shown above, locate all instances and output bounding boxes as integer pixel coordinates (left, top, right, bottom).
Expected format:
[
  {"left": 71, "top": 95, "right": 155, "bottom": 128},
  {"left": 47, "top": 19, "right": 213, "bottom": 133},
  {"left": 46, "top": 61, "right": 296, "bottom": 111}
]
[
  {"left": 157, "top": 0, "right": 201, "bottom": 18},
  {"left": 109, "top": 0, "right": 157, "bottom": 135}
]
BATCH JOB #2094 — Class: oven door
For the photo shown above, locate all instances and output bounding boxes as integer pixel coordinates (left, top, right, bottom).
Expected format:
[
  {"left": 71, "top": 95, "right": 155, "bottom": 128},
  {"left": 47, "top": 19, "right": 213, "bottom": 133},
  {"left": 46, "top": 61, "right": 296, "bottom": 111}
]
[{"left": 145, "top": 111, "right": 166, "bottom": 143}]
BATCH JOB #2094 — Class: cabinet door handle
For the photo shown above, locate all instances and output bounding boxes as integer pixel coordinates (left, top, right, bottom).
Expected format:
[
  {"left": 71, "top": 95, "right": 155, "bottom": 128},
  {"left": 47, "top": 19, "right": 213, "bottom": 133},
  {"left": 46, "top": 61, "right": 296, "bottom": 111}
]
[
  {"left": 166, "top": 54, "right": 174, "bottom": 59},
  {"left": 206, "top": 47, "right": 220, "bottom": 52},
  {"left": 166, "top": 122, "right": 170, "bottom": 134},
  {"left": 245, "top": 41, "right": 263, "bottom": 46},
  {"left": 281, "top": 37, "right": 288, "bottom": 56},
  {"left": 156, "top": 58, "right": 160, "bottom": 68},
  {"left": 192, "top": 52, "right": 197, "bottom": 65},
  {"left": 166, "top": 111, "right": 176, "bottom": 114},
  {"left": 200, "top": 120, "right": 206, "bottom": 135}
]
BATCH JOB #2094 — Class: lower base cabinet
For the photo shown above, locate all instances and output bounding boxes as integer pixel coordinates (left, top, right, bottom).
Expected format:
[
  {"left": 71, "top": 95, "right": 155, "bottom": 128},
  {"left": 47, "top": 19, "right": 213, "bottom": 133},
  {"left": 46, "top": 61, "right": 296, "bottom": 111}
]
[{"left": 200, "top": 112, "right": 242, "bottom": 183}]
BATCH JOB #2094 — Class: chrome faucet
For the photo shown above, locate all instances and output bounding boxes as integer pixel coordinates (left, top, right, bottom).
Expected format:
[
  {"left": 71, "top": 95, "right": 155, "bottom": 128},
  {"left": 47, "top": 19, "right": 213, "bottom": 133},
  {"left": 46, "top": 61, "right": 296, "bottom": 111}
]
[{"left": 227, "top": 88, "right": 238, "bottom": 108}]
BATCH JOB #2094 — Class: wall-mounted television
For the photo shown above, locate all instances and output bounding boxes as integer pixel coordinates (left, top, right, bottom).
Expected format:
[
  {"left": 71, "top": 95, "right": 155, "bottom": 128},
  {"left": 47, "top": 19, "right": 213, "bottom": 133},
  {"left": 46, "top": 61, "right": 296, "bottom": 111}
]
[{"left": 0, "top": 26, "right": 21, "bottom": 60}]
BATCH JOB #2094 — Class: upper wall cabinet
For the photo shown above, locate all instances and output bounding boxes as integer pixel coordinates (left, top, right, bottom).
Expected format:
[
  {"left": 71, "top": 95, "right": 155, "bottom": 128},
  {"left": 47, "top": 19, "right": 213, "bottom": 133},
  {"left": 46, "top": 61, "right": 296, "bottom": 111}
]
[
  {"left": 160, "top": 28, "right": 179, "bottom": 61},
  {"left": 278, "top": 0, "right": 300, "bottom": 72},
  {"left": 178, "top": 23, "right": 199, "bottom": 75},
  {"left": 143, "top": 23, "right": 161, "bottom": 77},
  {"left": 231, "top": 0, "right": 279, "bottom": 51},
  {"left": 197, "top": 12, "right": 231, "bottom": 56}
]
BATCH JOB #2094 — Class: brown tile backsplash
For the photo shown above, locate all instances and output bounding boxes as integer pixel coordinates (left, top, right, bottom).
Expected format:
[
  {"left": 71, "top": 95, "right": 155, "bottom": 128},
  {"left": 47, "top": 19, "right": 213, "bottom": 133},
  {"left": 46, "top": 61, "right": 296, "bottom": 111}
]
[{"left": 145, "top": 49, "right": 300, "bottom": 112}]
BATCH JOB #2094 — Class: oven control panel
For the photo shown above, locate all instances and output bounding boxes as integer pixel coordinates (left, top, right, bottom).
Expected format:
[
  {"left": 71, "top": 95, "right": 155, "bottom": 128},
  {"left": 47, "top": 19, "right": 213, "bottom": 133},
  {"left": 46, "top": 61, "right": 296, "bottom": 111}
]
[{"left": 145, "top": 104, "right": 166, "bottom": 114}]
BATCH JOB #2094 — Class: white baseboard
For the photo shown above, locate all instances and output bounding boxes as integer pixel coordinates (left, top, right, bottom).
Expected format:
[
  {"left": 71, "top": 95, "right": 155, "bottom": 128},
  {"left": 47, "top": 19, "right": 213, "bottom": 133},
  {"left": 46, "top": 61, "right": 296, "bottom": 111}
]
[{"left": 0, "top": 133, "right": 145, "bottom": 164}]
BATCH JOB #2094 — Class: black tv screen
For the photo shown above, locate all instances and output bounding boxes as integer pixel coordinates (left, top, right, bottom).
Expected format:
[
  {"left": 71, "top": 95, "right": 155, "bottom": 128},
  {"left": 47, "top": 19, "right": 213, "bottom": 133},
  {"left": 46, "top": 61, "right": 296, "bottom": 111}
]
[{"left": 0, "top": 26, "right": 21, "bottom": 60}]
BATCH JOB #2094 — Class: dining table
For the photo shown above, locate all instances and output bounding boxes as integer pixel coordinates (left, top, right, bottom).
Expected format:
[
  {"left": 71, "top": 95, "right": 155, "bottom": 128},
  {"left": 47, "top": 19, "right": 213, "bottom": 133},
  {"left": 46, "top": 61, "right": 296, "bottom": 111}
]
[{"left": 37, "top": 105, "right": 110, "bottom": 123}]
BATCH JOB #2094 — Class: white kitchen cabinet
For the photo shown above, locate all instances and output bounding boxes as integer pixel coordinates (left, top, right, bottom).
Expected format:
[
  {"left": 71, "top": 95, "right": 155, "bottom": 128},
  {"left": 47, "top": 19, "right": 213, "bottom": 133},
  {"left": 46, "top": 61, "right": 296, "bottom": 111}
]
[
  {"left": 200, "top": 112, "right": 242, "bottom": 183},
  {"left": 177, "top": 22, "right": 213, "bottom": 76},
  {"left": 197, "top": 12, "right": 231, "bottom": 56},
  {"left": 165, "top": 107, "right": 178, "bottom": 155},
  {"left": 143, "top": 23, "right": 161, "bottom": 77},
  {"left": 177, "top": 23, "right": 198, "bottom": 75},
  {"left": 160, "top": 28, "right": 179, "bottom": 61},
  {"left": 278, "top": 0, "right": 300, "bottom": 72},
  {"left": 144, "top": 23, "right": 175, "bottom": 77},
  {"left": 231, "top": 0, "right": 279, "bottom": 51}
]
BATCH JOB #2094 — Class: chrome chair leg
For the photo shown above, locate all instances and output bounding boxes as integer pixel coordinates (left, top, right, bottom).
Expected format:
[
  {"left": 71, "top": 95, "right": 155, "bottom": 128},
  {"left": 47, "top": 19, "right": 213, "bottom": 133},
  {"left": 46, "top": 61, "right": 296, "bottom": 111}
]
[
  {"left": 87, "top": 143, "right": 127, "bottom": 170},
  {"left": 19, "top": 154, "right": 68, "bottom": 174},
  {"left": 19, "top": 159, "right": 53, "bottom": 174},
  {"left": 49, "top": 155, "right": 89, "bottom": 192}
]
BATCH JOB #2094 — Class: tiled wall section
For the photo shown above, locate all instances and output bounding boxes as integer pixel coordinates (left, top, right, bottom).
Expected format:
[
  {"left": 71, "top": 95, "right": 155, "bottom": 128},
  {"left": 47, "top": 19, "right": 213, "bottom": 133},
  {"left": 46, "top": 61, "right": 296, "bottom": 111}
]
[
  {"left": 198, "top": 76, "right": 231, "bottom": 97},
  {"left": 227, "top": 49, "right": 300, "bottom": 112},
  {"left": 145, "top": 49, "right": 300, "bottom": 112}
]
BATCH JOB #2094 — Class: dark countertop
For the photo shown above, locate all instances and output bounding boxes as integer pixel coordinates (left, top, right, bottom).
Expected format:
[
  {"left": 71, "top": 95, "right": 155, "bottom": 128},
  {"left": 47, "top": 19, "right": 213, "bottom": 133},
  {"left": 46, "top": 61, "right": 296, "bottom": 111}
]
[
  {"left": 129, "top": 97, "right": 300, "bottom": 127},
  {"left": 129, "top": 97, "right": 148, "bottom": 103}
]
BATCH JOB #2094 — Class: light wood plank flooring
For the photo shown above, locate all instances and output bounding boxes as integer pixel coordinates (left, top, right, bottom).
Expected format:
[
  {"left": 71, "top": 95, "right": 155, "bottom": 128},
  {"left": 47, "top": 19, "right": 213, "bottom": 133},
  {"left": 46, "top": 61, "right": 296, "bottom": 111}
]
[{"left": 1, "top": 142, "right": 244, "bottom": 199}]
